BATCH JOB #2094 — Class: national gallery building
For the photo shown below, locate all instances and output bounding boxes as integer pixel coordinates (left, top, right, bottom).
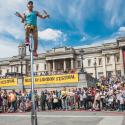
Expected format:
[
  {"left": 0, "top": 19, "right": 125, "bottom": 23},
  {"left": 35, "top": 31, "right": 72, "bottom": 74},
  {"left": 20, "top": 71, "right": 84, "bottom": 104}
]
[{"left": 0, "top": 37, "right": 125, "bottom": 79}]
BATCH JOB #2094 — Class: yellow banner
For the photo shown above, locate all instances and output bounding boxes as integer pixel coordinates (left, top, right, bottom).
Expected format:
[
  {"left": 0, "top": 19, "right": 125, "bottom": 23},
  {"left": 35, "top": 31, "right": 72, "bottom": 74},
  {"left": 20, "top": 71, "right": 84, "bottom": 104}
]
[
  {"left": 0, "top": 78, "right": 17, "bottom": 87},
  {"left": 24, "top": 74, "right": 78, "bottom": 85}
]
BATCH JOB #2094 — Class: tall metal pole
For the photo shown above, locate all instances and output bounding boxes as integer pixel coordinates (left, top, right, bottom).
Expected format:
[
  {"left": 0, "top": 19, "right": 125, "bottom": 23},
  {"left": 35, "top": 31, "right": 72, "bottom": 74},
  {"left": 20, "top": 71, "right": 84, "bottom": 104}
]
[
  {"left": 81, "top": 56, "right": 84, "bottom": 72},
  {"left": 94, "top": 58, "right": 97, "bottom": 79},
  {"left": 30, "top": 31, "right": 38, "bottom": 125},
  {"left": 80, "top": 49, "right": 84, "bottom": 73},
  {"left": 20, "top": 58, "right": 25, "bottom": 91}
]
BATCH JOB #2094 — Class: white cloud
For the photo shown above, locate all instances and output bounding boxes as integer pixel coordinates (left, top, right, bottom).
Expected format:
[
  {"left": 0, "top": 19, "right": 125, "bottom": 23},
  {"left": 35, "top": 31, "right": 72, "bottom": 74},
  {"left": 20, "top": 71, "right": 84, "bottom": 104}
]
[
  {"left": 80, "top": 32, "right": 93, "bottom": 42},
  {"left": 1, "top": 0, "right": 125, "bottom": 58},
  {"left": 0, "top": 39, "right": 18, "bottom": 58},
  {"left": 80, "top": 33, "right": 88, "bottom": 42},
  {"left": 91, "top": 26, "right": 125, "bottom": 46},
  {"left": 0, "top": 0, "right": 28, "bottom": 58},
  {"left": 93, "top": 38, "right": 116, "bottom": 46},
  {"left": 111, "top": 26, "right": 125, "bottom": 37},
  {"left": 104, "top": 0, "right": 125, "bottom": 27},
  {"left": 80, "top": 36, "right": 87, "bottom": 42},
  {"left": 74, "top": 38, "right": 116, "bottom": 49},
  {"left": 118, "top": 27, "right": 125, "bottom": 32},
  {"left": 90, "top": 26, "right": 125, "bottom": 47},
  {"left": 38, "top": 28, "right": 67, "bottom": 42},
  {"left": 0, "top": 0, "right": 26, "bottom": 39},
  {"left": 40, "top": 0, "right": 125, "bottom": 32},
  {"left": 39, "top": 0, "right": 95, "bottom": 31}
]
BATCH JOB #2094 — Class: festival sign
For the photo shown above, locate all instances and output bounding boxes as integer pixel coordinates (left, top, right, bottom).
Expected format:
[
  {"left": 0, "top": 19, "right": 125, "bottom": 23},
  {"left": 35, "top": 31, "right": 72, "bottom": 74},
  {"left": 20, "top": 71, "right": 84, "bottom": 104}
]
[
  {"left": 0, "top": 78, "right": 17, "bottom": 87},
  {"left": 24, "top": 74, "right": 78, "bottom": 85}
]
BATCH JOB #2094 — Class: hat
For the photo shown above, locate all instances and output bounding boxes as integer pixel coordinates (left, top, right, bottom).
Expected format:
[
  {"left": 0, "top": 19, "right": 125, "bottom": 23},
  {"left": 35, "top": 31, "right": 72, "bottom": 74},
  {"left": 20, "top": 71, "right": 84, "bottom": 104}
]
[{"left": 28, "top": 1, "right": 33, "bottom": 4}]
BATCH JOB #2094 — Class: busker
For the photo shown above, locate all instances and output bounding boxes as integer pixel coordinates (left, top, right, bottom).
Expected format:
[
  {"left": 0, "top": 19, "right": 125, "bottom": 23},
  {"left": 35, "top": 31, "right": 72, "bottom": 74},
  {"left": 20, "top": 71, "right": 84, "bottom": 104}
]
[{"left": 15, "top": 1, "right": 49, "bottom": 57}]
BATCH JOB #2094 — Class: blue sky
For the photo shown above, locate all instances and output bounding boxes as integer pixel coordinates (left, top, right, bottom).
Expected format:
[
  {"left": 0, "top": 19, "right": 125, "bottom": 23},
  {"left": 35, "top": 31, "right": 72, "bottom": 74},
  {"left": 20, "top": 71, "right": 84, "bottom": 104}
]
[{"left": 0, "top": 0, "right": 125, "bottom": 58}]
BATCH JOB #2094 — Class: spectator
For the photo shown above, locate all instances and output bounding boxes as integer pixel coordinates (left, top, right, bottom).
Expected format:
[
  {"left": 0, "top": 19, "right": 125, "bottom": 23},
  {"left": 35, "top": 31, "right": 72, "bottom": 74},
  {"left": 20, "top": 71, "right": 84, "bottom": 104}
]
[{"left": 0, "top": 75, "right": 125, "bottom": 113}]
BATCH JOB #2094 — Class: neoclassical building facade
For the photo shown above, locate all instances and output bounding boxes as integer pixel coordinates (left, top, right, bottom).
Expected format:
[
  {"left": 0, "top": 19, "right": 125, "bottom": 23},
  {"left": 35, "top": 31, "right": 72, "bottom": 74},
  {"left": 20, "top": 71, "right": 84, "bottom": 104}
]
[{"left": 0, "top": 37, "right": 125, "bottom": 79}]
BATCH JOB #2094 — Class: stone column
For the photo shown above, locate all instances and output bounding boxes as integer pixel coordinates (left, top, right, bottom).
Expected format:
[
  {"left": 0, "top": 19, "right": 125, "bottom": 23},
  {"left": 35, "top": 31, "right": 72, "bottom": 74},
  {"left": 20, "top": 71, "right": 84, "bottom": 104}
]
[
  {"left": 46, "top": 61, "right": 50, "bottom": 72},
  {"left": 71, "top": 58, "right": 74, "bottom": 69},
  {"left": 11, "top": 65, "right": 13, "bottom": 73},
  {"left": 120, "top": 48, "right": 125, "bottom": 76},
  {"left": 53, "top": 60, "right": 55, "bottom": 71},
  {"left": 11, "top": 66, "right": 12, "bottom": 73},
  {"left": 14, "top": 65, "right": 16, "bottom": 72},
  {"left": 102, "top": 55, "right": 106, "bottom": 77},
  {"left": 49, "top": 62, "right": 51, "bottom": 72},
  {"left": 23, "top": 64, "right": 26, "bottom": 75},
  {"left": 11, "top": 66, "right": 13, "bottom": 72},
  {"left": 20, "top": 63, "right": 23, "bottom": 74},
  {"left": 25, "top": 63, "right": 28, "bottom": 75},
  {"left": 64, "top": 59, "right": 66, "bottom": 71}
]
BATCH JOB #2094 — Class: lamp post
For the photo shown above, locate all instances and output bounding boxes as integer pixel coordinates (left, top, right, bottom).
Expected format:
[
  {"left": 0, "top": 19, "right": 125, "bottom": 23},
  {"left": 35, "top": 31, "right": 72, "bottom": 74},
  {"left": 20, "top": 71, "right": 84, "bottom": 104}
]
[
  {"left": 80, "top": 49, "right": 84, "bottom": 73},
  {"left": 20, "top": 55, "right": 25, "bottom": 91},
  {"left": 94, "top": 58, "right": 97, "bottom": 79}
]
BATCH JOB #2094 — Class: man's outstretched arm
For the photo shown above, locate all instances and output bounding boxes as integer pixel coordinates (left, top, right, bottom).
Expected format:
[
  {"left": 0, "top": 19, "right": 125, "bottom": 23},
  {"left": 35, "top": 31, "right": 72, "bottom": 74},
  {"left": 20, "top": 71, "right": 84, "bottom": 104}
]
[
  {"left": 37, "top": 11, "right": 49, "bottom": 19},
  {"left": 15, "top": 12, "right": 25, "bottom": 23}
]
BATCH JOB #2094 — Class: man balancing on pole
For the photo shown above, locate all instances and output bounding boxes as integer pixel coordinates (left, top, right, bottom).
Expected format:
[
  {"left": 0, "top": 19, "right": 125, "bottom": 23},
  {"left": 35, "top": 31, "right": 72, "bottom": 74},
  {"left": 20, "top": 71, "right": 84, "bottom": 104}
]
[{"left": 15, "top": 1, "right": 49, "bottom": 57}]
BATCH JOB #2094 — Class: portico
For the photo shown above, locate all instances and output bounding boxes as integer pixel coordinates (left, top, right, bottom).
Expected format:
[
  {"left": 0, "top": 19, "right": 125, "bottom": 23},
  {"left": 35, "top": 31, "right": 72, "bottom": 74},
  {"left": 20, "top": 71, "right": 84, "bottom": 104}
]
[
  {"left": 45, "top": 47, "right": 75, "bottom": 72},
  {"left": 46, "top": 58, "right": 75, "bottom": 72}
]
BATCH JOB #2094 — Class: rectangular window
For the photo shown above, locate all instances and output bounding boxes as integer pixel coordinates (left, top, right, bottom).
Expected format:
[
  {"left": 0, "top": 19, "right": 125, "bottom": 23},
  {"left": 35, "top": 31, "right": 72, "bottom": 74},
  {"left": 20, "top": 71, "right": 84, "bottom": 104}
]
[
  {"left": 116, "top": 55, "right": 120, "bottom": 62},
  {"left": 7, "top": 69, "right": 9, "bottom": 73},
  {"left": 107, "top": 56, "right": 110, "bottom": 64},
  {"left": 66, "top": 61, "right": 71, "bottom": 69},
  {"left": 89, "top": 73, "right": 93, "bottom": 76},
  {"left": 17, "top": 67, "right": 18, "bottom": 72},
  {"left": 28, "top": 65, "right": 31, "bottom": 71},
  {"left": 98, "top": 58, "right": 102, "bottom": 65},
  {"left": 106, "top": 71, "right": 112, "bottom": 77},
  {"left": 116, "top": 70, "right": 121, "bottom": 76},
  {"left": 88, "top": 59, "right": 91, "bottom": 66},
  {"left": 98, "top": 72, "right": 103, "bottom": 77},
  {"left": 77, "top": 60, "right": 81, "bottom": 68}
]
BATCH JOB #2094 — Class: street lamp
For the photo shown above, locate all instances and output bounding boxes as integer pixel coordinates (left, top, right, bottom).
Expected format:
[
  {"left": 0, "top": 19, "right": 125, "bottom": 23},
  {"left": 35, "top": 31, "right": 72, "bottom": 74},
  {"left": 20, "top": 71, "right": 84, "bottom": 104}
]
[
  {"left": 20, "top": 55, "right": 25, "bottom": 91},
  {"left": 94, "top": 58, "right": 97, "bottom": 79},
  {"left": 80, "top": 49, "right": 84, "bottom": 73}
]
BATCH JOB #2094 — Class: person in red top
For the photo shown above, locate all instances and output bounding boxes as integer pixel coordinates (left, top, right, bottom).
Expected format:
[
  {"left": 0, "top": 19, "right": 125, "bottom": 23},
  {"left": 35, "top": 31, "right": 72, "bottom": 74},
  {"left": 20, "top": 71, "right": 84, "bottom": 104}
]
[{"left": 90, "top": 87, "right": 96, "bottom": 107}]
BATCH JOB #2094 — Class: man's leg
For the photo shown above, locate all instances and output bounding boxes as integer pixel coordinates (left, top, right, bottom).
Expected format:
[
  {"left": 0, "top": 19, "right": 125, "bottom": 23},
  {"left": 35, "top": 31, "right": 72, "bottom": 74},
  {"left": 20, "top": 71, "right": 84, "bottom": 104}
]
[{"left": 25, "top": 26, "right": 30, "bottom": 46}]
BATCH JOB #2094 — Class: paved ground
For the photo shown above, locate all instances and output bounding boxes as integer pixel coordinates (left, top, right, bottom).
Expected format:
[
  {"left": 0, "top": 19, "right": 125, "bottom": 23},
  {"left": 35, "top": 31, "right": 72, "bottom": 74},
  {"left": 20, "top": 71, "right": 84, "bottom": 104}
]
[{"left": 0, "top": 111, "right": 125, "bottom": 125}]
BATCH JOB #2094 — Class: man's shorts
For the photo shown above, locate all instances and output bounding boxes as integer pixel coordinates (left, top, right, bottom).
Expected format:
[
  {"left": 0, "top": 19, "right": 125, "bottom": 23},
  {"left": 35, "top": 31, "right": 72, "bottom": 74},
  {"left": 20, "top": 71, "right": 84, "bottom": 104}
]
[{"left": 25, "top": 24, "right": 37, "bottom": 33}]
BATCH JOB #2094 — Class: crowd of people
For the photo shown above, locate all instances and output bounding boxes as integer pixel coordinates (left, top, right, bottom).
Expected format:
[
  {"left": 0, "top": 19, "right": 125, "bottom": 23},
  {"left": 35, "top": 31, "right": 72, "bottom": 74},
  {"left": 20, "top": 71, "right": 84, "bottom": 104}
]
[{"left": 0, "top": 76, "right": 125, "bottom": 113}]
